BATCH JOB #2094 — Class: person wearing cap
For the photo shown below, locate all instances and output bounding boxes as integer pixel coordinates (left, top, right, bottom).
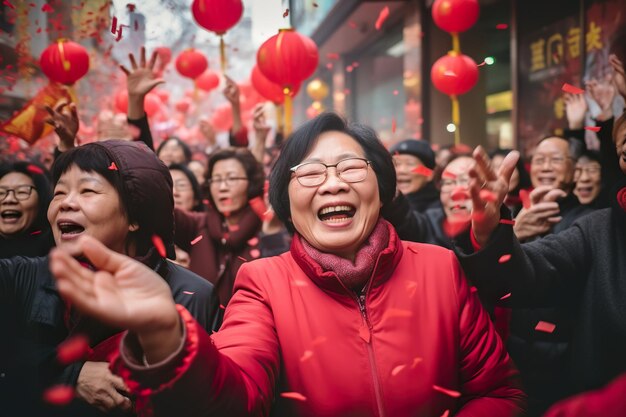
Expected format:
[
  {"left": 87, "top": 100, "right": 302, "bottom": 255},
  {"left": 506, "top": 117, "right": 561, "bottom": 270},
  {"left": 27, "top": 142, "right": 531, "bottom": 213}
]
[
  {"left": 0, "top": 140, "right": 218, "bottom": 417},
  {"left": 389, "top": 139, "right": 441, "bottom": 214}
]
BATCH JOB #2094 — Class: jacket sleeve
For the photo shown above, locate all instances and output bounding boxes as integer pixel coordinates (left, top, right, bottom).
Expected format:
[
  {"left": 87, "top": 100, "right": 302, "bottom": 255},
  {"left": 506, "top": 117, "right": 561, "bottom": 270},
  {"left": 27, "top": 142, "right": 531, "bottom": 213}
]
[
  {"left": 455, "top": 216, "right": 592, "bottom": 307},
  {"left": 113, "top": 263, "right": 279, "bottom": 417},
  {"left": 381, "top": 192, "right": 439, "bottom": 243},
  {"left": 128, "top": 115, "right": 155, "bottom": 151},
  {"left": 173, "top": 208, "right": 206, "bottom": 252},
  {"left": 451, "top": 252, "right": 527, "bottom": 417}
]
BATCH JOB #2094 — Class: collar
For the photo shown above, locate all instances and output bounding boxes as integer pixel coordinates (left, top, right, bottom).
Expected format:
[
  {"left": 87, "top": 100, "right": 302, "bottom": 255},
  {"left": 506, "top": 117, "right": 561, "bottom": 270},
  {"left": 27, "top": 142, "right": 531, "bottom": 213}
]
[{"left": 289, "top": 218, "right": 404, "bottom": 296}]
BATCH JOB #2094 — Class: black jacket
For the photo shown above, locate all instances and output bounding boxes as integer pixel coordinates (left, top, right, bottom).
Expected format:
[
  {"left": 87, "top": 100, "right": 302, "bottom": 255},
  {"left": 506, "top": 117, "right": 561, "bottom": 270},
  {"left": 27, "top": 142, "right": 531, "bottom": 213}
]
[
  {"left": 404, "top": 182, "right": 442, "bottom": 214},
  {"left": 0, "top": 251, "right": 217, "bottom": 417},
  {"left": 455, "top": 183, "right": 626, "bottom": 404},
  {"left": 0, "top": 228, "right": 55, "bottom": 259}
]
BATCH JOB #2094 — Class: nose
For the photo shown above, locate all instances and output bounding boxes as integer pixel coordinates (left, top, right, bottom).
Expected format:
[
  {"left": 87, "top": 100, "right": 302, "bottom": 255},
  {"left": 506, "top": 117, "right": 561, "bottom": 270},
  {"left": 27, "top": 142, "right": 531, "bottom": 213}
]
[
  {"left": 218, "top": 180, "right": 229, "bottom": 191},
  {"left": 2, "top": 190, "right": 18, "bottom": 203},
  {"left": 58, "top": 192, "right": 79, "bottom": 211},
  {"left": 317, "top": 167, "right": 349, "bottom": 194}
]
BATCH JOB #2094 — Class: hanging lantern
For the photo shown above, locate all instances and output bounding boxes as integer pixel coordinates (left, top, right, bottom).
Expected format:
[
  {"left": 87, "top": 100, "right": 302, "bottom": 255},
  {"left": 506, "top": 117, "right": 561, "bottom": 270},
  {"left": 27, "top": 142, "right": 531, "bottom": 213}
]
[
  {"left": 175, "top": 98, "right": 192, "bottom": 113},
  {"left": 257, "top": 29, "right": 318, "bottom": 135},
  {"left": 191, "top": 0, "right": 244, "bottom": 72},
  {"left": 432, "top": 0, "right": 479, "bottom": 34},
  {"left": 154, "top": 46, "right": 172, "bottom": 71},
  {"left": 155, "top": 89, "right": 170, "bottom": 103},
  {"left": 175, "top": 49, "right": 208, "bottom": 80},
  {"left": 210, "top": 104, "right": 234, "bottom": 132},
  {"left": 144, "top": 93, "right": 161, "bottom": 117},
  {"left": 195, "top": 70, "right": 220, "bottom": 92},
  {"left": 40, "top": 39, "right": 90, "bottom": 85},
  {"left": 114, "top": 90, "right": 128, "bottom": 113},
  {"left": 306, "top": 78, "right": 329, "bottom": 102},
  {"left": 251, "top": 65, "right": 291, "bottom": 104},
  {"left": 430, "top": 53, "right": 478, "bottom": 96}
]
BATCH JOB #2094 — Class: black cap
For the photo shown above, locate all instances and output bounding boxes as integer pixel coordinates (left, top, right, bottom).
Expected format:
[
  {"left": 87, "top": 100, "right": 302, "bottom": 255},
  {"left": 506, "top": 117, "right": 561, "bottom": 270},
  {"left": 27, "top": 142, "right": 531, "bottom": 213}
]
[{"left": 389, "top": 139, "right": 436, "bottom": 169}]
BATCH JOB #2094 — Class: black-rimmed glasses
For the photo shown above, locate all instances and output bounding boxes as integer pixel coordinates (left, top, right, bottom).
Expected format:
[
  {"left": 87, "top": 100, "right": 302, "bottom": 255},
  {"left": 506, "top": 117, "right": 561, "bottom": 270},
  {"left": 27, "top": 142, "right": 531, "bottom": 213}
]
[
  {"left": 0, "top": 185, "right": 37, "bottom": 201},
  {"left": 290, "top": 157, "right": 371, "bottom": 187},
  {"left": 208, "top": 177, "right": 248, "bottom": 187}
]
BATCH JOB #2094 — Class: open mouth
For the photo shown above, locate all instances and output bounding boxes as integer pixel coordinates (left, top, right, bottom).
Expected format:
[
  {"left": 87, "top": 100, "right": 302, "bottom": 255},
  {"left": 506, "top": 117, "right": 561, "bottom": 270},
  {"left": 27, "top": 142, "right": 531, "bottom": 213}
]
[
  {"left": 1, "top": 210, "right": 22, "bottom": 220},
  {"left": 57, "top": 221, "right": 85, "bottom": 236},
  {"left": 537, "top": 177, "right": 556, "bottom": 185},
  {"left": 450, "top": 203, "right": 469, "bottom": 213},
  {"left": 317, "top": 204, "right": 356, "bottom": 223},
  {"left": 576, "top": 186, "right": 593, "bottom": 196}
]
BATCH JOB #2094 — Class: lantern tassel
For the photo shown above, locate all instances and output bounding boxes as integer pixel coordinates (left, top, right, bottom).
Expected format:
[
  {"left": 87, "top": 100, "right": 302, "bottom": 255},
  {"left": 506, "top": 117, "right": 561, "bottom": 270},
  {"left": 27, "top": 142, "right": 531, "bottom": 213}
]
[
  {"left": 284, "top": 91, "right": 292, "bottom": 138},
  {"left": 451, "top": 94, "right": 460, "bottom": 145},
  {"left": 275, "top": 104, "right": 283, "bottom": 138},
  {"left": 451, "top": 33, "right": 461, "bottom": 55},
  {"left": 219, "top": 36, "right": 227, "bottom": 73}
]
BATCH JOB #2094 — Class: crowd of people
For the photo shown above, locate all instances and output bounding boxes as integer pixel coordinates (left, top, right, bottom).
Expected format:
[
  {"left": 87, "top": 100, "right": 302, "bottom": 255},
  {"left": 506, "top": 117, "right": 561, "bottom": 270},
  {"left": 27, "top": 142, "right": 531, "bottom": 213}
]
[{"left": 1, "top": 44, "right": 626, "bottom": 417}]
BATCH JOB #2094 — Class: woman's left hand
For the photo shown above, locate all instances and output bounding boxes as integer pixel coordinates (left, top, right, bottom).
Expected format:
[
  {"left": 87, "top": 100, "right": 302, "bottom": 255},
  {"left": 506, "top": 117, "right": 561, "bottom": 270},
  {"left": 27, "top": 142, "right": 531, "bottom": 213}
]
[{"left": 45, "top": 100, "right": 79, "bottom": 151}]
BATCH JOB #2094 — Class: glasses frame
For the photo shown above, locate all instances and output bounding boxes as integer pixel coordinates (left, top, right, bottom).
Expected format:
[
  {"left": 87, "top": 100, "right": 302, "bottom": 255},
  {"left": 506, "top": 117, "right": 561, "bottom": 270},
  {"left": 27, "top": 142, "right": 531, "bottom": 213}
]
[
  {"left": 530, "top": 155, "right": 571, "bottom": 167},
  {"left": 0, "top": 185, "right": 37, "bottom": 201},
  {"left": 290, "top": 157, "right": 371, "bottom": 187},
  {"left": 208, "top": 176, "right": 248, "bottom": 187}
]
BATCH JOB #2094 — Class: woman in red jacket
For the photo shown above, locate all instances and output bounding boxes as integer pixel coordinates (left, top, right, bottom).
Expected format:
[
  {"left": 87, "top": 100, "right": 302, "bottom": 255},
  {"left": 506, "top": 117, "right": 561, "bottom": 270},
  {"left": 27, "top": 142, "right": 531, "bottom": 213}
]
[{"left": 51, "top": 112, "right": 526, "bottom": 417}]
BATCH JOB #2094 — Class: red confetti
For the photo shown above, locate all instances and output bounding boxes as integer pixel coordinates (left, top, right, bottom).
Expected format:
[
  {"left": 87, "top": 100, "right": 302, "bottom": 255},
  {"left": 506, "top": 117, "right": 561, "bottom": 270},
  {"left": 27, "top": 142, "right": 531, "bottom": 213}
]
[
  {"left": 36, "top": 27, "right": 42, "bottom": 33},
  {"left": 375, "top": 6, "right": 390, "bottom": 30},
  {"left": 26, "top": 164, "right": 44, "bottom": 175},
  {"left": 391, "top": 117, "right": 397, "bottom": 133},
  {"left": 151, "top": 234, "right": 166, "bottom": 257},
  {"left": 391, "top": 364, "right": 406, "bottom": 376},
  {"left": 182, "top": 291, "right": 195, "bottom": 295},
  {"left": 393, "top": 89, "right": 399, "bottom": 96},
  {"left": 519, "top": 189, "right": 531, "bottom": 209},
  {"left": 479, "top": 189, "right": 497, "bottom": 203},
  {"left": 442, "top": 218, "right": 470, "bottom": 238},
  {"left": 499, "top": 292, "right": 512, "bottom": 300},
  {"left": 219, "top": 304, "right": 226, "bottom": 310},
  {"left": 41, "top": 3, "right": 53, "bottom": 12},
  {"left": 30, "top": 230, "right": 42, "bottom": 235},
  {"left": 442, "top": 171, "right": 457, "bottom": 180},
  {"left": 535, "top": 321, "right": 556, "bottom": 333},
  {"left": 228, "top": 224, "right": 240, "bottom": 232},
  {"left": 280, "top": 392, "right": 307, "bottom": 401},
  {"left": 107, "top": 162, "right": 118, "bottom": 171},
  {"left": 43, "top": 385, "right": 74, "bottom": 406},
  {"left": 29, "top": 2, "right": 36, "bottom": 6},
  {"left": 477, "top": 61, "right": 487, "bottom": 67},
  {"left": 237, "top": 256, "right": 247, "bottom": 262},
  {"left": 190, "top": 235, "right": 203, "bottom": 245},
  {"left": 433, "top": 385, "right": 461, "bottom": 398},
  {"left": 326, "top": 52, "right": 340, "bottom": 60},
  {"left": 498, "top": 254, "right": 512, "bottom": 264},
  {"left": 441, "top": 410, "right": 450, "bottom": 417},
  {"left": 3, "top": 1, "right": 15, "bottom": 9},
  {"left": 561, "top": 83, "right": 584, "bottom": 95},
  {"left": 412, "top": 165, "right": 433, "bottom": 177},
  {"left": 348, "top": 21, "right": 357, "bottom": 29},
  {"left": 57, "top": 334, "right": 90, "bottom": 365},
  {"left": 247, "top": 237, "right": 259, "bottom": 246},
  {"left": 110, "top": 16, "right": 117, "bottom": 34},
  {"left": 250, "top": 249, "right": 261, "bottom": 258},
  {"left": 283, "top": 8, "right": 289, "bottom": 18},
  {"left": 300, "top": 350, "right": 313, "bottom": 362},
  {"left": 584, "top": 126, "right": 601, "bottom": 132},
  {"left": 499, "top": 219, "right": 515, "bottom": 225},
  {"left": 496, "top": 23, "right": 509, "bottom": 30},
  {"left": 249, "top": 197, "right": 268, "bottom": 220},
  {"left": 411, "top": 357, "right": 423, "bottom": 368},
  {"left": 450, "top": 187, "right": 469, "bottom": 202}
]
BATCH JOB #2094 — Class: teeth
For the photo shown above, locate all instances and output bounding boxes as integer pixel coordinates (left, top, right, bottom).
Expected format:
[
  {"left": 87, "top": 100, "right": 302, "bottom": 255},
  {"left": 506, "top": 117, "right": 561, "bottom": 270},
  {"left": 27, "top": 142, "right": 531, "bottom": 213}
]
[{"left": 319, "top": 205, "right": 353, "bottom": 215}]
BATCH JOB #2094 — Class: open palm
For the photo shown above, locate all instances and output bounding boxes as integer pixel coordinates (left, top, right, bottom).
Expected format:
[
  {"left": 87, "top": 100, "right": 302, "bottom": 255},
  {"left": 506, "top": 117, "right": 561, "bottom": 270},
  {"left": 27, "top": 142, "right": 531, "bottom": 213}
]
[{"left": 120, "top": 47, "right": 164, "bottom": 97}]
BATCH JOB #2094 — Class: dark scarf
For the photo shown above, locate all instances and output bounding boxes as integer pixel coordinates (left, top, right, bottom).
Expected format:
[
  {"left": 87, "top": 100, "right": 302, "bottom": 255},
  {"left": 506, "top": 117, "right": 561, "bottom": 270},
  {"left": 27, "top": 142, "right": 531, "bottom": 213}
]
[
  {"left": 405, "top": 182, "right": 441, "bottom": 212},
  {"left": 299, "top": 218, "right": 389, "bottom": 292}
]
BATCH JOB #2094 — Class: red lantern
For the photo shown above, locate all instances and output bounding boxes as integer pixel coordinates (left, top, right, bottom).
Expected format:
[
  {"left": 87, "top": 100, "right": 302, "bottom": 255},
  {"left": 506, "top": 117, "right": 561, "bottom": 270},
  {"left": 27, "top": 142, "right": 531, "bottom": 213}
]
[
  {"left": 175, "top": 98, "right": 192, "bottom": 113},
  {"left": 154, "top": 47, "right": 172, "bottom": 68},
  {"left": 196, "top": 70, "right": 220, "bottom": 92},
  {"left": 144, "top": 93, "right": 161, "bottom": 117},
  {"left": 191, "top": 0, "right": 243, "bottom": 35},
  {"left": 211, "top": 104, "right": 233, "bottom": 132},
  {"left": 155, "top": 89, "right": 170, "bottom": 103},
  {"left": 432, "top": 0, "right": 479, "bottom": 33},
  {"left": 257, "top": 29, "right": 318, "bottom": 92},
  {"left": 176, "top": 49, "right": 208, "bottom": 80},
  {"left": 251, "top": 65, "right": 288, "bottom": 104},
  {"left": 40, "top": 39, "right": 90, "bottom": 85},
  {"left": 430, "top": 53, "right": 478, "bottom": 96},
  {"left": 114, "top": 90, "right": 128, "bottom": 113}
]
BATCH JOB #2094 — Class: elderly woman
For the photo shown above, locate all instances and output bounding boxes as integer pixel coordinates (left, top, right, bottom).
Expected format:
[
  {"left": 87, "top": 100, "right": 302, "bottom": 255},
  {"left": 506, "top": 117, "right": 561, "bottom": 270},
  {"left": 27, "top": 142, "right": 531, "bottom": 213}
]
[
  {"left": 0, "top": 161, "right": 54, "bottom": 258},
  {"left": 51, "top": 113, "right": 525, "bottom": 417},
  {"left": 0, "top": 141, "right": 217, "bottom": 417}
]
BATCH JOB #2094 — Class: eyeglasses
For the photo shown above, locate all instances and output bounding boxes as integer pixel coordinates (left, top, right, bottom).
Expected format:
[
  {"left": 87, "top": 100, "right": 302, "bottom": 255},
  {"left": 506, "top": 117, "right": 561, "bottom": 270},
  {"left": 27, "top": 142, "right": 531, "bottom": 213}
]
[
  {"left": 290, "top": 157, "right": 371, "bottom": 187},
  {"left": 208, "top": 176, "right": 248, "bottom": 187},
  {"left": 574, "top": 165, "right": 601, "bottom": 178},
  {"left": 440, "top": 176, "right": 471, "bottom": 192},
  {"left": 531, "top": 155, "right": 570, "bottom": 167},
  {"left": 392, "top": 157, "right": 420, "bottom": 170},
  {"left": 0, "top": 185, "right": 37, "bottom": 201},
  {"left": 173, "top": 181, "right": 192, "bottom": 191}
]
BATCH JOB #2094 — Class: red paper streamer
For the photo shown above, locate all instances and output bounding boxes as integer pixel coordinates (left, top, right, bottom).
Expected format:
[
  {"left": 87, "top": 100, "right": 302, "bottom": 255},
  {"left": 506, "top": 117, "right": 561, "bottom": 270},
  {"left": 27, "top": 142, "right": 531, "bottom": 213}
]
[
  {"left": 107, "top": 162, "right": 118, "bottom": 171},
  {"left": 499, "top": 292, "right": 512, "bottom": 300},
  {"left": 182, "top": 291, "right": 195, "bottom": 295},
  {"left": 190, "top": 235, "right": 203, "bottom": 245},
  {"left": 249, "top": 197, "right": 269, "bottom": 220},
  {"left": 433, "top": 385, "right": 461, "bottom": 398},
  {"left": 247, "top": 237, "right": 259, "bottom": 246},
  {"left": 111, "top": 16, "right": 118, "bottom": 34},
  {"left": 442, "top": 218, "right": 470, "bottom": 238},
  {"left": 375, "top": 6, "right": 390, "bottom": 30},
  {"left": 561, "top": 83, "right": 584, "bottom": 95},
  {"left": 441, "top": 171, "right": 457, "bottom": 180},
  {"left": 27, "top": 164, "right": 44, "bottom": 175},
  {"left": 300, "top": 350, "right": 313, "bottom": 362},
  {"left": 499, "top": 219, "right": 515, "bottom": 225},
  {"left": 479, "top": 189, "right": 497, "bottom": 203},
  {"left": 280, "top": 392, "right": 307, "bottom": 401},
  {"left": 41, "top": 3, "right": 53, "bottom": 13},
  {"left": 57, "top": 334, "right": 90, "bottom": 365},
  {"left": 151, "top": 234, "right": 166, "bottom": 257},
  {"left": 412, "top": 165, "right": 433, "bottom": 177},
  {"left": 3, "top": 1, "right": 15, "bottom": 10},
  {"left": 584, "top": 126, "right": 601, "bottom": 132},
  {"left": 43, "top": 385, "right": 74, "bottom": 406},
  {"left": 441, "top": 410, "right": 450, "bottom": 417},
  {"left": 535, "top": 321, "right": 556, "bottom": 333},
  {"left": 519, "top": 189, "right": 531, "bottom": 209},
  {"left": 495, "top": 23, "right": 509, "bottom": 30},
  {"left": 237, "top": 256, "right": 247, "bottom": 262},
  {"left": 30, "top": 230, "right": 42, "bottom": 235},
  {"left": 498, "top": 254, "right": 512, "bottom": 264},
  {"left": 391, "top": 364, "right": 406, "bottom": 376}
]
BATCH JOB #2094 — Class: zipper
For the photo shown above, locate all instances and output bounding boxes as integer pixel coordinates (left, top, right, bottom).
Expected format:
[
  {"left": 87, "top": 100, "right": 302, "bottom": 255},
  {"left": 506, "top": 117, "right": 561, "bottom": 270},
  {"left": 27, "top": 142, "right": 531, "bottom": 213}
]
[{"left": 356, "top": 290, "right": 386, "bottom": 417}]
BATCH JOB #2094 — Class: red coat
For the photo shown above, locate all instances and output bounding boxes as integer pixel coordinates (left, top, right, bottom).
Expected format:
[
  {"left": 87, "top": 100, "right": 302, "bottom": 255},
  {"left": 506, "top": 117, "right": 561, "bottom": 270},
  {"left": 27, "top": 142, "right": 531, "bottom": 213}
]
[{"left": 114, "top": 222, "right": 526, "bottom": 417}]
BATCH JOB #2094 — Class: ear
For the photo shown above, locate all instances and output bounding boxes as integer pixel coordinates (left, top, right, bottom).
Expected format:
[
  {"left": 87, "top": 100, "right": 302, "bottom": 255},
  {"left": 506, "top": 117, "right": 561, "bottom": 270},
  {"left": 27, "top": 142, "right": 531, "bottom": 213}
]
[{"left": 128, "top": 223, "right": 139, "bottom": 232}]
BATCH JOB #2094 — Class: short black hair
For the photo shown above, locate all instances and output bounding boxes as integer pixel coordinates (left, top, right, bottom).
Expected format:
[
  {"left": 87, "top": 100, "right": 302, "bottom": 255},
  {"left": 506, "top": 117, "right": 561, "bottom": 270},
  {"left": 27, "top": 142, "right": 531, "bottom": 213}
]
[
  {"left": 207, "top": 147, "right": 264, "bottom": 210},
  {"left": 169, "top": 163, "right": 204, "bottom": 212},
  {"left": 156, "top": 137, "right": 192, "bottom": 164},
  {"left": 269, "top": 112, "right": 396, "bottom": 232},
  {"left": 490, "top": 148, "right": 532, "bottom": 193},
  {"left": 0, "top": 161, "right": 52, "bottom": 232},
  {"left": 577, "top": 150, "right": 602, "bottom": 165}
]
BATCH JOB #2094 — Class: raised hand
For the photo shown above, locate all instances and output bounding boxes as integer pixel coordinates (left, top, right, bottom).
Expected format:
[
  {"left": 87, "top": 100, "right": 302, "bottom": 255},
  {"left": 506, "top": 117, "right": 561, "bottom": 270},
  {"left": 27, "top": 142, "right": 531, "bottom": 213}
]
[
  {"left": 50, "top": 235, "right": 181, "bottom": 363},
  {"left": 609, "top": 54, "right": 626, "bottom": 100},
  {"left": 564, "top": 93, "right": 588, "bottom": 130},
  {"left": 222, "top": 74, "right": 240, "bottom": 106},
  {"left": 120, "top": 47, "right": 165, "bottom": 119},
  {"left": 253, "top": 103, "right": 271, "bottom": 143},
  {"left": 469, "top": 146, "right": 519, "bottom": 246},
  {"left": 45, "top": 100, "right": 79, "bottom": 151},
  {"left": 586, "top": 77, "right": 616, "bottom": 121},
  {"left": 512, "top": 186, "right": 565, "bottom": 241},
  {"left": 76, "top": 361, "right": 132, "bottom": 412}
]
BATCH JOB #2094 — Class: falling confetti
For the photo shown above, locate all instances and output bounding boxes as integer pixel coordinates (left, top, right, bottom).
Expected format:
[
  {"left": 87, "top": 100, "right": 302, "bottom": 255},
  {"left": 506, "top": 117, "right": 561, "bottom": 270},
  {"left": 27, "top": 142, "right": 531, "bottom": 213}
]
[
  {"left": 43, "top": 385, "right": 74, "bottom": 406},
  {"left": 249, "top": 197, "right": 269, "bottom": 220},
  {"left": 498, "top": 254, "right": 512, "bottom": 263},
  {"left": 57, "top": 335, "right": 90, "bottom": 365},
  {"left": 561, "top": 83, "right": 584, "bottom": 95},
  {"left": 300, "top": 350, "right": 313, "bottom": 362},
  {"left": 535, "top": 321, "right": 556, "bottom": 333},
  {"left": 190, "top": 235, "right": 203, "bottom": 245},
  {"left": 477, "top": 61, "right": 487, "bottom": 67},
  {"left": 450, "top": 187, "right": 468, "bottom": 202},
  {"left": 151, "top": 234, "right": 166, "bottom": 257},
  {"left": 519, "top": 189, "right": 531, "bottom": 209},
  {"left": 283, "top": 8, "right": 289, "bottom": 18},
  {"left": 412, "top": 165, "right": 433, "bottom": 177},
  {"left": 107, "top": 162, "right": 118, "bottom": 171},
  {"left": 495, "top": 23, "right": 509, "bottom": 30},
  {"left": 391, "top": 364, "right": 406, "bottom": 376},
  {"left": 375, "top": 6, "right": 390, "bottom": 30},
  {"left": 442, "top": 171, "right": 457, "bottom": 180},
  {"left": 440, "top": 410, "right": 450, "bottom": 417},
  {"left": 433, "top": 385, "right": 461, "bottom": 398},
  {"left": 391, "top": 117, "right": 397, "bottom": 133},
  {"left": 584, "top": 126, "right": 601, "bottom": 132},
  {"left": 26, "top": 164, "right": 44, "bottom": 175},
  {"left": 41, "top": 3, "right": 53, "bottom": 13},
  {"left": 237, "top": 256, "right": 248, "bottom": 262},
  {"left": 499, "top": 219, "right": 515, "bottom": 225},
  {"left": 442, "top": 218, "right": 470, "bottom": 238},
  {"left": 219, "top": 304, "right": 226, "bottom": 310},
  {"left": 499, "top": 292, "right": 512, "bottom": 300},
  {"left": 479, "top": 189, "right": 497, "bottom": 203},
  {"left": 247, "top": 237, "right": 259, "bottom": 246},
  {"left": 111, "top": 16, "right": 118, "bottom": 34},
  {"left": 393, "top": 89, "right": 399, "bottom": 96},
  {"left": 280, "top": 392, "right": 307, "bottom": 401},
  {"left": 250, "top": 249, "right": 261, "bottom": 258},
  {"left": 30, "top": 230, "right": 42, "bottom": 235},
  {"left": 411, "top": 357, "right": 423, "bottom": 368},
  {"left": 3, "top": 1, "right": 15, "bottom": 10},
  {"left": 182, "top": 291, "right": 195, "bottom": 295}
]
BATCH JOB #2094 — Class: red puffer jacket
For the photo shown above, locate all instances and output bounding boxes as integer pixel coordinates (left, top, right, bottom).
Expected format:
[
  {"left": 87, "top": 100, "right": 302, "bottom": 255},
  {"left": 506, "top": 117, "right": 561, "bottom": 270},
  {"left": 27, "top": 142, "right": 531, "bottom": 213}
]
[{"left": 114, "top": 221, "right": 526, "bottom": 417}]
